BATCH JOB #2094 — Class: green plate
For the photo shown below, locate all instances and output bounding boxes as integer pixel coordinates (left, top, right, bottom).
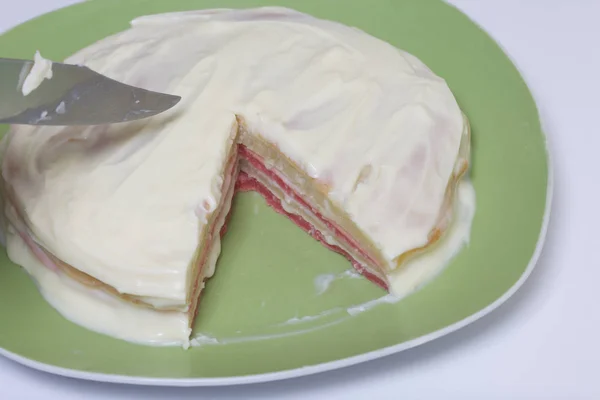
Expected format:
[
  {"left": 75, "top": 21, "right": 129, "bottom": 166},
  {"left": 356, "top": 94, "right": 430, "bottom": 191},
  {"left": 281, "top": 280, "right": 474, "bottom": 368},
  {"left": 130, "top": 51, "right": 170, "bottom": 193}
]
[{"left": 0, "top": 0, "right": 551, "bottom": 386}]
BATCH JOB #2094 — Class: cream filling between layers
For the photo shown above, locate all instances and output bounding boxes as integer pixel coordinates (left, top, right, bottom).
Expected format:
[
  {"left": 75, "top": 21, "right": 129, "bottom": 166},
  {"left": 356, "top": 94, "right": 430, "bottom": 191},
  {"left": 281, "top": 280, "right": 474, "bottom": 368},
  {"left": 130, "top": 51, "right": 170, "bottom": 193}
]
[{"left": 239, "top": 159, "right": 386, "bottom": 283}]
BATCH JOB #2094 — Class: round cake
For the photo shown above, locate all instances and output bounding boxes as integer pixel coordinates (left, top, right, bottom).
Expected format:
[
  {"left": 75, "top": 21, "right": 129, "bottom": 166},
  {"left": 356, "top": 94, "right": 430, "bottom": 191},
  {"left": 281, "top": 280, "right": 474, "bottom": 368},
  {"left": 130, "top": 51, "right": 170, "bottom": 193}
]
[{"left": 0, "top": 7, "right": 474, "bottom": 347}]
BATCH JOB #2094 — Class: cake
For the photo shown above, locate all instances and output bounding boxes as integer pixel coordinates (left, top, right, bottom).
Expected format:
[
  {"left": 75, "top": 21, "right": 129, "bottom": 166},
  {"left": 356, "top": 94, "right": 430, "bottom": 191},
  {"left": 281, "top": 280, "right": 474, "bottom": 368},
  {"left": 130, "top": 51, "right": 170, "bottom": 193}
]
[{"left": 0, "top": 7, "right": 474, "bottom": 347}]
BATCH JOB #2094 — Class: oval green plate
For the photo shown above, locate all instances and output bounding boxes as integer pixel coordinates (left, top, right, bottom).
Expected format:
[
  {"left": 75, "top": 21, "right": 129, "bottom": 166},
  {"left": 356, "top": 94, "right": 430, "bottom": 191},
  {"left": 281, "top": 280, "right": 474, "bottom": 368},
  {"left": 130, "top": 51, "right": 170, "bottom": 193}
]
[{"left": 0, "top": 0, "right": 551, "bottom": 386}]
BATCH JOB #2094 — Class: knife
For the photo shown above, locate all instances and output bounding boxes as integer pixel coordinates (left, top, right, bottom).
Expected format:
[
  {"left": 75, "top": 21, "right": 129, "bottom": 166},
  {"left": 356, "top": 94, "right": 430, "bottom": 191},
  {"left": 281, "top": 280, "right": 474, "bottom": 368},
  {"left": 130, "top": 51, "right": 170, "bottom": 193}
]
[{"left": 0, "top": 57, "right": 181, "bottom": 126}]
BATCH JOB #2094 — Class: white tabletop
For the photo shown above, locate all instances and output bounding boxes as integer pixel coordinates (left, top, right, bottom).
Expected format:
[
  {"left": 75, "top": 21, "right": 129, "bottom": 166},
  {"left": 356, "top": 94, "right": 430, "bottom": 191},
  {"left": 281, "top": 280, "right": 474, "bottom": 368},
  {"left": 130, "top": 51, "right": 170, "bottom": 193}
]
[{"left": 1, "top": 1, "right": 599, "bottom": 399}]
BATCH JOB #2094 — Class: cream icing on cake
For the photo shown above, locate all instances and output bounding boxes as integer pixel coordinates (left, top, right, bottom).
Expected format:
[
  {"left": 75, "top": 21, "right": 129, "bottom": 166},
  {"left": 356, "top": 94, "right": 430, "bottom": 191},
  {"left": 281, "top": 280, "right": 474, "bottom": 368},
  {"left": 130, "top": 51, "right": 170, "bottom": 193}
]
[{"left": 0, "top": 7, "right": 474, "bottom": 346}]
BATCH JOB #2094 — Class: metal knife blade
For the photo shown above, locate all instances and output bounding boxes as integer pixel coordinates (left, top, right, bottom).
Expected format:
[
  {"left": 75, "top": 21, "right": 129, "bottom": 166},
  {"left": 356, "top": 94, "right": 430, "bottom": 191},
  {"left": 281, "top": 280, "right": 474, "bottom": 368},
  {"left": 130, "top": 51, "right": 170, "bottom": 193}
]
[{"left": 0, "top": 57, "right": 181, "bottom": 126}]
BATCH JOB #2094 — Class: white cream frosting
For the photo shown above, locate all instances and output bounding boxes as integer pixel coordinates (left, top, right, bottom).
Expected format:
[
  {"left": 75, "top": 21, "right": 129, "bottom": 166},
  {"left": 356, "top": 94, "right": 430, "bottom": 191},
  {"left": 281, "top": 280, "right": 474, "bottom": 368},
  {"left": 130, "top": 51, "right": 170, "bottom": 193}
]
[
  {"left": 1, "top": 7, "right": 469, "bottom": 338},
  {"left": 21, "top": 50, "right": 53, "bottom": 96},
  {"left": 4, "top": 226, "right": 191, "bottom": 346}
]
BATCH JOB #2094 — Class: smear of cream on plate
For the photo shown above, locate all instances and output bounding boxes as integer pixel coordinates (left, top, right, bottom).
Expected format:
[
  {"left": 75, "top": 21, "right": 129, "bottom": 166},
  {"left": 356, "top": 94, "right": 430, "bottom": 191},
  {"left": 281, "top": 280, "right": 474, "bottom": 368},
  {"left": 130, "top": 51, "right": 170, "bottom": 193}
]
[
  {"left": 346, "top": 294, "right": 400, "bottom": 316},
  {"left": 190, "top": 318, "right": 345, "bottom": 347},
  {"left": 191, "top": 292, "right": 402, "bottom": 347},
  {"left": 190, "top": 334, "right": 219, "bottom": 347},
  {"left": 279, "top": 308, "right": 341, "bottom": 326},
  {"left": 314, "top": 268, "right": 362, "bottom": 295}
]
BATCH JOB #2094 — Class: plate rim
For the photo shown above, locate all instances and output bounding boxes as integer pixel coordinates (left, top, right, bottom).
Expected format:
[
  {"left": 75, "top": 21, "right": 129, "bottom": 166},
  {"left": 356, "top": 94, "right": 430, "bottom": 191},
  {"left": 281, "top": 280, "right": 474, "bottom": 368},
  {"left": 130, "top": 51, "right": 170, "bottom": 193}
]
[{"left": 0, "top": 1, "right": 554, "bottom": 387}]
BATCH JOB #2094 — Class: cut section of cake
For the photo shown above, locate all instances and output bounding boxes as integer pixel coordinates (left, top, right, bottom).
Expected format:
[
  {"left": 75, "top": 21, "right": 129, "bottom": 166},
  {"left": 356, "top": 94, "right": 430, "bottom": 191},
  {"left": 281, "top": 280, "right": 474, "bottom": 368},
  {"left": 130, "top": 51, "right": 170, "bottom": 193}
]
[{"left": 0, "top": 7, "right": 474, "bottom": 347}]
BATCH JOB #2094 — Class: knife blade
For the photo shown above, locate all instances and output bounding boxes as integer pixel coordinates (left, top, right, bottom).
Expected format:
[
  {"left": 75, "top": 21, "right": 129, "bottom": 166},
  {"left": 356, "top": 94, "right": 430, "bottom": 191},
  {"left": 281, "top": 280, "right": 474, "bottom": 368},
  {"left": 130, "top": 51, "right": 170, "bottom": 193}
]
[{"left": 0, "top": 57, "right": 181, "bottom": 126}]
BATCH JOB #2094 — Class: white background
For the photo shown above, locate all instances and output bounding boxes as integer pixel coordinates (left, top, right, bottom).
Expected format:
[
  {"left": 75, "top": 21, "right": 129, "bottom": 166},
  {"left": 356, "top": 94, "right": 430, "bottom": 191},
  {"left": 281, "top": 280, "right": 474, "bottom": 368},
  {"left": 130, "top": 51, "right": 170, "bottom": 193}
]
[{"left": 1, "top": 1, "right": 599, "bottom": 399}]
